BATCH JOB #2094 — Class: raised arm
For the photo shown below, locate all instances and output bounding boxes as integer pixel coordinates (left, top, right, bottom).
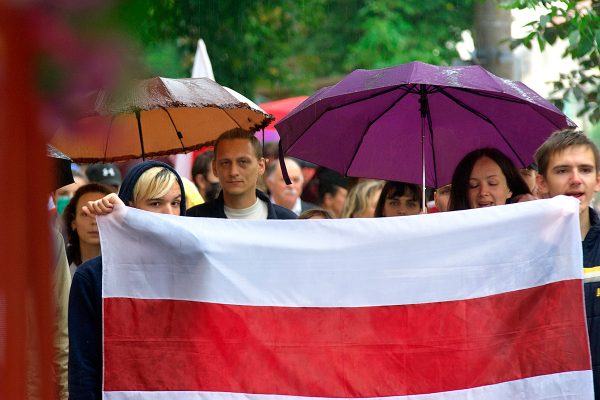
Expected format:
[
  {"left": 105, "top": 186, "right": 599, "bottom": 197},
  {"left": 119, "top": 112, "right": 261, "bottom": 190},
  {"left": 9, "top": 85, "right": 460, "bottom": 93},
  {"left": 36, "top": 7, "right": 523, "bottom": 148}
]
[{"left": 83, "top": 193, "right": 124, "bottom": 216}]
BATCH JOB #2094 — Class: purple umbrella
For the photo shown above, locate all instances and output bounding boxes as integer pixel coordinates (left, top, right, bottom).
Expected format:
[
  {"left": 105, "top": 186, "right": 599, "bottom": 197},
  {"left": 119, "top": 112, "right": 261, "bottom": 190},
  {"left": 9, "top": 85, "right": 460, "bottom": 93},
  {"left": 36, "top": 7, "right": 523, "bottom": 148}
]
[{"left": 275, "top": 62, "right": 575, "bottom": 194}]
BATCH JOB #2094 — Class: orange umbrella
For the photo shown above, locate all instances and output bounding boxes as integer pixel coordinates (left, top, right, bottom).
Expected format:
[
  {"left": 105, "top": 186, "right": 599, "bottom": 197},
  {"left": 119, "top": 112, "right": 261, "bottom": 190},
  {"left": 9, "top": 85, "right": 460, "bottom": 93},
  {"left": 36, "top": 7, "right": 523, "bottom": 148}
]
[{"left": 50, "top": 77, "right": 273, "bottom": 163}]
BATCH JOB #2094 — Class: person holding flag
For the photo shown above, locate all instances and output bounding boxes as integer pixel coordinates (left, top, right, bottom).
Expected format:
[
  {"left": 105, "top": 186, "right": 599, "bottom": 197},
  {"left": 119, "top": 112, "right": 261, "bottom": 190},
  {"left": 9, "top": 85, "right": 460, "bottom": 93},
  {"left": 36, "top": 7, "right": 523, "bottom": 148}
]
[
  {"left": 68, "top": 160, "right": 186, "bottom": 400},
  {"left": 535, "top": 129, "right": 600, "bottom": 398}
]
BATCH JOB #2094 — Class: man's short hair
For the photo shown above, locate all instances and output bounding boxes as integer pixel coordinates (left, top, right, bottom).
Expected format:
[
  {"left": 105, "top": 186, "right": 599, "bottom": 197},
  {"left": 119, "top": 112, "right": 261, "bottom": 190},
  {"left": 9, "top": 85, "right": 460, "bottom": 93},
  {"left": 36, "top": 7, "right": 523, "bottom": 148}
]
[
  {"left": 264, "top": 158, "right": 280, "bottom": 180},
  {"left": 317, "top": 169, "right": 350, "bottom": 203},
  {"left": 264, "top": 157, "right": 301, "bottom": 181},
  {"left": 535, "top": 129, "right": 600, "bottom": 176},
  {"left": 192, "top": 150, "right": 214, "bottom": 179},
  {"left": 213, "top": 128, "right": 262, "bottom": 159}
]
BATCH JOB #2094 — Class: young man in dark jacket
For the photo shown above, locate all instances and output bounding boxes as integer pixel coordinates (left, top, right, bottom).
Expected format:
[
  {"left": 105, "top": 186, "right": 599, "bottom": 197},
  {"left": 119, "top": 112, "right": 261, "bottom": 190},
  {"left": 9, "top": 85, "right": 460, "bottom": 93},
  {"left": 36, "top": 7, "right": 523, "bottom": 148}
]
[
  {"left": 535, "top": 129, "right": 600, "bottom": 398},
  {"left": 187, "top": 129, "right": 296, "bottom": 220}
]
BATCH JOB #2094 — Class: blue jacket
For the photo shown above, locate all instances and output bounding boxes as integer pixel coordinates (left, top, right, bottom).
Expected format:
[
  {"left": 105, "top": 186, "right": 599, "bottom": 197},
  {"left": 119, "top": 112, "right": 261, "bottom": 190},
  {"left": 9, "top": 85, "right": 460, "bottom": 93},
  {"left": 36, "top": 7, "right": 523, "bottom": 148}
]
[
  {"left": 583, "top": 207, "right": 600, "bottom": 399},
  {"left": 187, "top": 189, "right": 297, "bottom": 219},
  {"left": 68, "top": 161, "right": 186, "bottom": 400}
]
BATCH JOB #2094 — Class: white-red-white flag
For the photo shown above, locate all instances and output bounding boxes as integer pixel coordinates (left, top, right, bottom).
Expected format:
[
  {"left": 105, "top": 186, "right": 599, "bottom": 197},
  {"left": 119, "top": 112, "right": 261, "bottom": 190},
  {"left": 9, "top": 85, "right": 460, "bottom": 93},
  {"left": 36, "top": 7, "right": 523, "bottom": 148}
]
[{"left": 99, "top": 196, "right": 593, "bottom": 400}]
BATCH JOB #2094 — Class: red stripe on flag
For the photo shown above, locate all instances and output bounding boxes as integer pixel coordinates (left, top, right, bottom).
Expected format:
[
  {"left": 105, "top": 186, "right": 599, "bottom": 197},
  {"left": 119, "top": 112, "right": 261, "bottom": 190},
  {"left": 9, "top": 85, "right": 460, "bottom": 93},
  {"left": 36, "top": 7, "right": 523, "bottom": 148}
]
[{"left": 104, "top": 280, "right": 590, "bottom": 397}]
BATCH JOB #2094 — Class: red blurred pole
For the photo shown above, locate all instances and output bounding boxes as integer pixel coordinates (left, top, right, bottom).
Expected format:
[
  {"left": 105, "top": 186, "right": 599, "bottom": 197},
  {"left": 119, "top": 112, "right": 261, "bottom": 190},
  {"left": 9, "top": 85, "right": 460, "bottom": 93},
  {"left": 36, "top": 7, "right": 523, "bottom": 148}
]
[{"left": 0, "top": 4, "right": 55, "bottom": 400}]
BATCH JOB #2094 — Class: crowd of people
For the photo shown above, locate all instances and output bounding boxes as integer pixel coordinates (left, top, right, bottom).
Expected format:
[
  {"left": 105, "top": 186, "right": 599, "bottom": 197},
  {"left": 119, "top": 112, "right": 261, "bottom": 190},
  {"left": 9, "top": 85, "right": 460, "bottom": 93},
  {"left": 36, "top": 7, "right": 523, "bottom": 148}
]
[{"left": 46, "top": 127, "right": 600, "bottom": 399}]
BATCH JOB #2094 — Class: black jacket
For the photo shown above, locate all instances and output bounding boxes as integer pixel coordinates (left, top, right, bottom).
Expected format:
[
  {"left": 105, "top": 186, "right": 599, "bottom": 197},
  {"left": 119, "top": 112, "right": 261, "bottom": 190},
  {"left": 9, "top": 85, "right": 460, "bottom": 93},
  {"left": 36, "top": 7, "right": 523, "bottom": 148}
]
[
  {"left": 187, "top": 189, "right": 297, "bottom": 219},
  {"left": 300, "top": 200, "right": 318, "bottom": 213},
  {"left": 583, "top": 207, "right": 600, "bottom": 399}
]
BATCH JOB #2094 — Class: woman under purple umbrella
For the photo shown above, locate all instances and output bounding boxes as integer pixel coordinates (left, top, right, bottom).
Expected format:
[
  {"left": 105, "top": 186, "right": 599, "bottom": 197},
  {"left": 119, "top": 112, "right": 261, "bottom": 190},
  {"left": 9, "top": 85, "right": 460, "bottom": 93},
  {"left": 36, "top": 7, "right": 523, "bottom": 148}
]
[{"left": 448, "top": 148, "right": 533, "bottom": 211}]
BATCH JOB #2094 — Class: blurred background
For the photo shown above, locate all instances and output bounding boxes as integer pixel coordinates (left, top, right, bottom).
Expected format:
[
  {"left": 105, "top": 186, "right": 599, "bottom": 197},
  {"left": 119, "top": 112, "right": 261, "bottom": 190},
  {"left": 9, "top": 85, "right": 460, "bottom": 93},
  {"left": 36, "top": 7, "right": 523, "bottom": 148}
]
[{"left": 24, "top": 0, "right": 600, "bottom": 134}]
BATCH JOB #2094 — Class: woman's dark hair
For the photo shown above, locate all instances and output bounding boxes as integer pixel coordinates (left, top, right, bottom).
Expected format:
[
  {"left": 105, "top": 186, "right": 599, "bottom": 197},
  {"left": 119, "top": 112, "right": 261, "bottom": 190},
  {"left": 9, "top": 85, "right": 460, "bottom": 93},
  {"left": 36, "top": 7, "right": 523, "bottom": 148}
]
[
  {"left": 374, "top": 181, "right": 422, "bottom": 217},
  {"left": 448, "top": 148, "right": 531, "bottom": 211},
  {"left": 62, "top": 183, "right": 113, "bottom": 266}
]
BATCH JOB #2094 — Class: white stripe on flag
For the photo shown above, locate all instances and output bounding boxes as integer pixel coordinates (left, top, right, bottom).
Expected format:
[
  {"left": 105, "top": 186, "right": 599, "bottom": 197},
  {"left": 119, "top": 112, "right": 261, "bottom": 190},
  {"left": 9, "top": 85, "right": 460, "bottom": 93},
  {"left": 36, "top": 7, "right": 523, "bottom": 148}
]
[
  {"left": 102, "top": 370, "right": 593, "bottom": 400},
  {"left": 100, "top": 196, "right": 582, "bottom": 307}
]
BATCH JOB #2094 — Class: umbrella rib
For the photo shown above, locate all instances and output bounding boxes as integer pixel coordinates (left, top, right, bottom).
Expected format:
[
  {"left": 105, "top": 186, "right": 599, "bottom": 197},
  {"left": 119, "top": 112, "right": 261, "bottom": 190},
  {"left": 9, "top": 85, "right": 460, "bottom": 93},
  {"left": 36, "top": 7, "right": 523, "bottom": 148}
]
[
  {"left": 160, "top": 106, "right": 185, "bottom": 149},
  {"left": 344, "top": 85, "right": 416, "bottom": 176},
  {"left": 135, "top": 110, "right": 146, "bottom": 160},
  {"left": 103, "top": 115, "right": 116, "bottom": 163},
  {"left": 438, "top": 88, "right": 526, "bottom": 167},
  {"left": 451, "top": 87, "right": 529, "bottom": 104},
  {"left": 451, "top": 87, "right": 567, "bottom": 130},
  {"left": 219, "top": 107, "right": 244, "bottom": 131},
  {"left": 286, "top": 84, "right": 412, "bottom": 153}
]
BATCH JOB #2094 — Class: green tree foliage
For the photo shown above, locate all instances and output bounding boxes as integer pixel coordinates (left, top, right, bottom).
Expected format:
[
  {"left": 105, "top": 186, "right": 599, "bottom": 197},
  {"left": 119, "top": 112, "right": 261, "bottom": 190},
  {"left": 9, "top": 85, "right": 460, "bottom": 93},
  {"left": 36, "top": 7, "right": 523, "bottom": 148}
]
[
  {"left": 347, "top": 1, "right": 474, "bottom": 69},
  {"left": 120, "top": 1, "right": 474, "bottom": 99},
  {"left": 251, "top": 1, "right": 364, "bottom": 98},
  {"left": 504, "top": 0, "right": 600, "bottom": 123}
]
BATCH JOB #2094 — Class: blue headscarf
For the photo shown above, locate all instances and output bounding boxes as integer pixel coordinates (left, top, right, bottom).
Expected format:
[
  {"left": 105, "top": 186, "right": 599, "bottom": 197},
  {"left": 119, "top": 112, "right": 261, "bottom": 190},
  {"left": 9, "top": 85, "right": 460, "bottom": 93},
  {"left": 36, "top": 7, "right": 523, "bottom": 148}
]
[{"left": 118, "top": 160, "right": 186, "bottom": 215}]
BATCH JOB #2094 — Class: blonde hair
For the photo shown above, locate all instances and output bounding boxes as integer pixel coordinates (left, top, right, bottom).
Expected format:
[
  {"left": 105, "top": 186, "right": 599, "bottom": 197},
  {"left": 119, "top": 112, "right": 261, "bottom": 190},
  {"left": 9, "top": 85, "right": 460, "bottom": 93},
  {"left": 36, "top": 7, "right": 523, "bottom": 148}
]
[
  {"left": 132, "top": 167, "right": 178, "bottom": 205},
  {"left": 341, "top": 180, "right": 384, "bottom": 218},
  {"left": 181, "top": 177, "right": 204, "bottom": 209},
  {"left": 298, "top": 208, "right": 334, "bottom": 219}
]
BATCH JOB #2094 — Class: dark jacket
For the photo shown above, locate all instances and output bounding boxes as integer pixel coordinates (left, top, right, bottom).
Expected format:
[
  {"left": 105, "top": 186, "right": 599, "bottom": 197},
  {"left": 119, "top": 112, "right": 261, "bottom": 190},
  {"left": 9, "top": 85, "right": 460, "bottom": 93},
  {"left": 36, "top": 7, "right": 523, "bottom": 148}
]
[
  {"left": 68, "top": 256, "right": 103, "bottom": 400},
  {"left": 68, "top": 161, "right": 186, "bottom": 400},
  {"left": 583, "top": 207, "right": 600, "bottom": 399},
  {"left": 300, "top": 200, "right": 318, "bottom": 213},
  {"left": 187, "top": 189, "right": 297, "bottom": 219}
]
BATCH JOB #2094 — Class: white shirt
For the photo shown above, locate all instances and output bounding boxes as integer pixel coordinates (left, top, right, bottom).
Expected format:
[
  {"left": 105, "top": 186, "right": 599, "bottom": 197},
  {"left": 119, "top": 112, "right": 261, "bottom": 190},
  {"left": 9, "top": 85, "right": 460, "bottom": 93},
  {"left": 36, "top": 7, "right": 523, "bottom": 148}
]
[
  {"left": 69, "top": 262, "right": 78, "bottom": 279},
  {"left": 224, "top": 198, "right": 269, "bottom": 219},
  {"left": 291, "top": 197, "right": 302, "bottom": 215},
  {"left": 271, "top": 196, "right": 302, "bottom": 215}
]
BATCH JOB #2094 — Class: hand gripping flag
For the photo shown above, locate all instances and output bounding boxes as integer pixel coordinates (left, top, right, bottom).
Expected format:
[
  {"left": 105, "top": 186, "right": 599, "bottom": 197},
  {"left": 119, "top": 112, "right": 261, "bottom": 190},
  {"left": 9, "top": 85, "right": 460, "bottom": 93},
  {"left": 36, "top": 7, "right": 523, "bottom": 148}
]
[{"left": 99, "top": 196, "right": 593, "bottom": 399}]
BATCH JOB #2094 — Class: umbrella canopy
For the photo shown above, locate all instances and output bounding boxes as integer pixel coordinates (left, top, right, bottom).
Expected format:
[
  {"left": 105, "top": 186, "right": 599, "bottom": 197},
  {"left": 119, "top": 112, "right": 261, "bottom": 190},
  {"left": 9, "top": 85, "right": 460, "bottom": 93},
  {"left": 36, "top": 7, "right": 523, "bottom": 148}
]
[
  {"left": 47, "top": 144, "right": 74, "bottom": 191},
  {"left": 50, "top": 77, "right": 273, "bottom": 163},
  {"left": 275, "top": 62, "right": 575, "bottom": 188}
]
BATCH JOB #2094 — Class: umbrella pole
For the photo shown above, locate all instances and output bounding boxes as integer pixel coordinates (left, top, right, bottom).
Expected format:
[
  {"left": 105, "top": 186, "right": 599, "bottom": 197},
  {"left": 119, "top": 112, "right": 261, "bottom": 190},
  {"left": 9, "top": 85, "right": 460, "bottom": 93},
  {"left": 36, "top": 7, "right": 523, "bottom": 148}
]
[
  {"left": 421, "top": 121, "right": 426, "bottom": 213},
  {"left": 421, "top": 130, "right": 426, "bottom": 213},
  {"left": 419, "top": 85, "right": 427, "bottom": 214},
  {"left": 135, "top": 110, "right": 146, "bottom": 161}
]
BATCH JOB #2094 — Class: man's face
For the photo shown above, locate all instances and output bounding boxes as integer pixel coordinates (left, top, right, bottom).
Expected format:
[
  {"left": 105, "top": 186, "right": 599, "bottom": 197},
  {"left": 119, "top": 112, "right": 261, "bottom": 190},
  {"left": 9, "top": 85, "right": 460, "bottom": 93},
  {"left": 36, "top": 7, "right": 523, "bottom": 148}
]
[
  {"left": 213, "top": 139, "right": 265, "bottom": 199},
  {"left": 266, "top": 160, "right": 303, "bottom": 209},
  {"left": 519, "top": 168, "right": 538, "bottom": 196},
  {"left": 194, "top": 167, "right": 220, "bottom": 201},
  {"left": 324, "top": 186, "right": 348, "bottom": 218},
  {"left": 537, "top": 145, "right": 600, "bottom": 215}
]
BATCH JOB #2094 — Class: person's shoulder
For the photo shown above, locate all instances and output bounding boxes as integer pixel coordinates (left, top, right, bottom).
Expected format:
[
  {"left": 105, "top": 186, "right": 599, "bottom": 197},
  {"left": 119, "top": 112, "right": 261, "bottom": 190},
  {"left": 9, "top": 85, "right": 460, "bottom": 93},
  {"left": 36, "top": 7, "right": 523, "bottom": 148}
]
[
  {"left": 256, "top": 189, "right": 296, "bottom": 219},
  {"left": 585, "top": 208, "right": 600, "bottom": 241},
  {"left": 73, "top": 256, "right": 103, "bottom": 283},
  {"left": 301, "top": 200, "right": 318, "bottom": 212},
  {"left": 583, "top": 208, "right": 600, "bottom": 265},
  {"left": 187, "top": 201, "right": 219, "bottom": 217},
  {"left": 586, "top": 221, "right": 600, "bottom": 243},
  {"left": 590, "top": 207, "right": 600, "bottom": 227},
  {"left": 271, "top": 204, "right": 298, "bottom": 219}
]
